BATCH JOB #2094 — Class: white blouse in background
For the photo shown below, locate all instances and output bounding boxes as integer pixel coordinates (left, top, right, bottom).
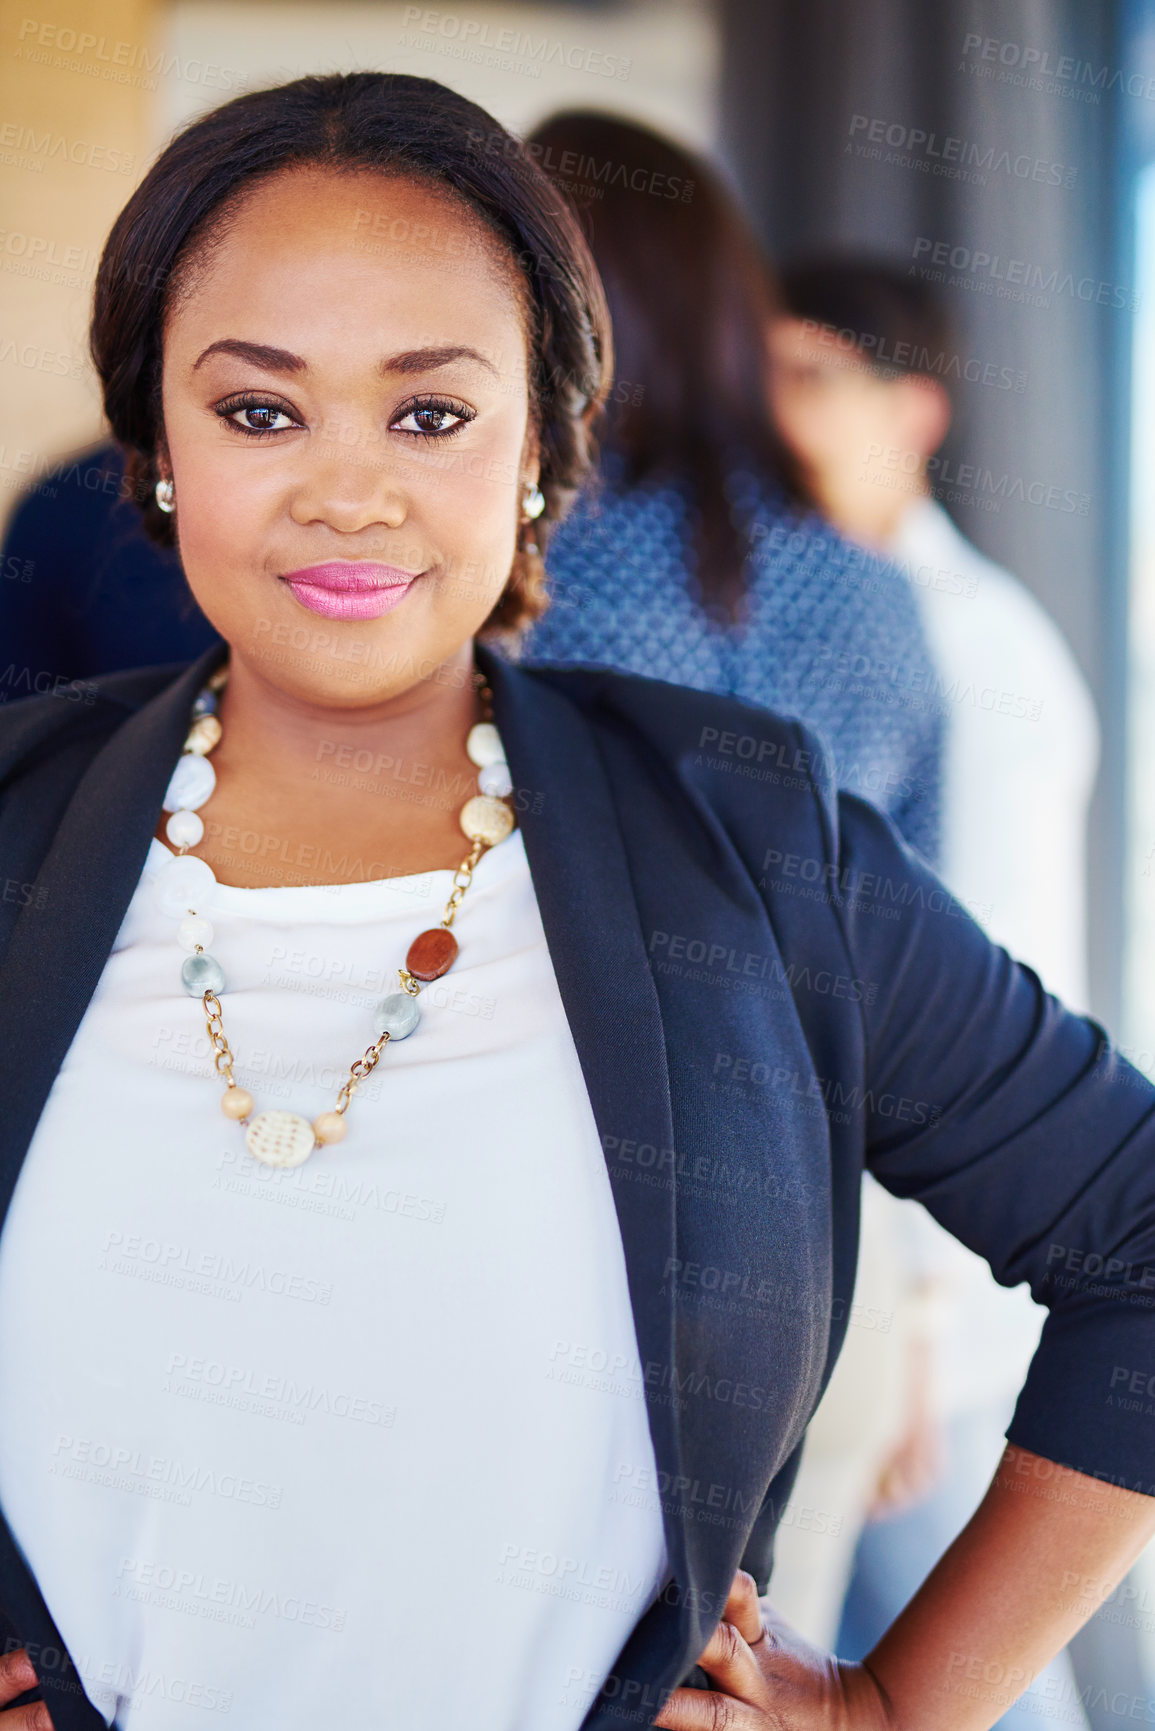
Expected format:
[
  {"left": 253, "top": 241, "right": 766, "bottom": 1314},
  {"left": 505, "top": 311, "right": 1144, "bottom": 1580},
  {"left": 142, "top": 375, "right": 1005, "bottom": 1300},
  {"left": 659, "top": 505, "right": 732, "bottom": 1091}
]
[
  {"left": 888, "top": 495, "right": 1099, "bottom": 1012},
  {"left": 0, "top": 829, "right": 667, "bottom": 1729}
]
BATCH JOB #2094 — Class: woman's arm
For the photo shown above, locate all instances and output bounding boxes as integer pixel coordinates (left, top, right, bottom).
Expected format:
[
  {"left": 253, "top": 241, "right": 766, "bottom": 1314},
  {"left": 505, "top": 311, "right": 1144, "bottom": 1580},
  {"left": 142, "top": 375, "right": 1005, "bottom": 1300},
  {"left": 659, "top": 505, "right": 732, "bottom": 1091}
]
[
  {"left": 809, "top": 778, "right": 1155, "bottom": 1504},
  {"left": 656, "top": 734, "right": 1155, "bottom": 1728},
  {"left": 866, "top": 1442, "right": 1155, "bottom": 1725},
  {"left": 656, "top": 1444, "right": 1155, "bottom": 1730}
]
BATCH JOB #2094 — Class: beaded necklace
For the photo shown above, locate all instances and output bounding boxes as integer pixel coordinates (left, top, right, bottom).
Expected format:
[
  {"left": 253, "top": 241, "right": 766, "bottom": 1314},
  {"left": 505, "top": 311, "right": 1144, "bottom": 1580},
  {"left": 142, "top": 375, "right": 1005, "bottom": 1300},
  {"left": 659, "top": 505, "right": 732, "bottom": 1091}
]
[{"left": 152, "top": 664, "right": 515, "bottom": 1169}]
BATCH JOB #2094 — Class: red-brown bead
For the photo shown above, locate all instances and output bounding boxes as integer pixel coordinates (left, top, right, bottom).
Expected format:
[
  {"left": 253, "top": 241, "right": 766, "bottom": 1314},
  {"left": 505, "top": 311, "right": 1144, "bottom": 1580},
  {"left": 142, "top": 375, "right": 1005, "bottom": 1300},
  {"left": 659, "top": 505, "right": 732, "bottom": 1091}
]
[{"left": 406, "top": 927, "right": 459, "bottom": 981}]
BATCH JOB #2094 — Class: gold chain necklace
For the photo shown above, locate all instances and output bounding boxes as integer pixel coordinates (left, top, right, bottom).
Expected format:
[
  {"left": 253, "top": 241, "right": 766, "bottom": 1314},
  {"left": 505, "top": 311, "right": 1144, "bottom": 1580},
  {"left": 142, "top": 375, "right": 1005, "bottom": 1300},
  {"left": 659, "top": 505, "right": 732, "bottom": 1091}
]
[{"left": 152, "top": 665, "right": 515, "bottom": 1169}]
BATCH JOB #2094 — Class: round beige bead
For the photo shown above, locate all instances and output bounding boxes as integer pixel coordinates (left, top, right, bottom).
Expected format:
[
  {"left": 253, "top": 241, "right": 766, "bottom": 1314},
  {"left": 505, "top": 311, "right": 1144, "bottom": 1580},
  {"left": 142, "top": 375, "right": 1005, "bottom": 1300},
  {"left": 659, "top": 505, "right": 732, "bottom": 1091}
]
[
  {"left": 185, "top": 714, "right": 223, "bottom": 756},
  {"left": 221, "top": 1086, "right": 254, "bottom": 1120},
  {"left": 460, "top": 794, "right": 514, "bottom": 846},
  {"left": 313, "top": 1111, "right": 347, "bottom": 1145}
]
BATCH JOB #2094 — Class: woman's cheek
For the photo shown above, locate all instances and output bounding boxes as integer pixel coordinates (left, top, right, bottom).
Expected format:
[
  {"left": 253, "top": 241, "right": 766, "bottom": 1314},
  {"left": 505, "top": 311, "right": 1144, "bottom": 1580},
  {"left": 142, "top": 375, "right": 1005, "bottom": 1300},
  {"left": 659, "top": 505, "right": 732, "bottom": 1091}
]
[
  {"left": 176, "top": 476, "right": 269, "bottom": 593},
  {"left": 420, "top": 448, "right": 520, "bottom": 584},
  {"left": 421, "top": 433, "right": 515, "bottom": 514}
]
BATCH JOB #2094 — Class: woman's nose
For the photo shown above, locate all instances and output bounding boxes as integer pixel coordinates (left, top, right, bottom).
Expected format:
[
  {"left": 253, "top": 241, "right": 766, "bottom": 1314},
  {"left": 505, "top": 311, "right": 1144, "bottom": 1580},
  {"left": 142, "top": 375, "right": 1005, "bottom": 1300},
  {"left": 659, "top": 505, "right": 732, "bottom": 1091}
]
[{"left": 288, "top": 436, "right": 408, "bottom": 533}]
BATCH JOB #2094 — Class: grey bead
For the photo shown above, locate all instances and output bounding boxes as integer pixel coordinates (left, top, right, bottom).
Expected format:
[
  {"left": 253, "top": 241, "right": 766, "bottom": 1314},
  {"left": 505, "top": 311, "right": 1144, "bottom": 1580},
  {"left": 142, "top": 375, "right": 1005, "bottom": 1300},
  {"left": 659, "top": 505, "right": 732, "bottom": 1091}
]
[
  {"left": 372, "top": 992, "right": 421, "bottom": 1040},
  {"left": 181, "top": 952, "right": 226, "bottom": 997}
]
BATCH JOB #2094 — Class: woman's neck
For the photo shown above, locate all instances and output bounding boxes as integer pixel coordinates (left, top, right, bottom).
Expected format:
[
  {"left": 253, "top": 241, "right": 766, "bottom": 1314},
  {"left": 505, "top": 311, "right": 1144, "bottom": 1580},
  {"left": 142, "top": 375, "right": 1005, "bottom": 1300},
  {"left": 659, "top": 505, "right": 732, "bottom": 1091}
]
[
  {"left": 160, "top": 641, "right": 492, "bottom": 889},
  {"left": 217, "top": 641, "right": 483, "bottom": 785}
]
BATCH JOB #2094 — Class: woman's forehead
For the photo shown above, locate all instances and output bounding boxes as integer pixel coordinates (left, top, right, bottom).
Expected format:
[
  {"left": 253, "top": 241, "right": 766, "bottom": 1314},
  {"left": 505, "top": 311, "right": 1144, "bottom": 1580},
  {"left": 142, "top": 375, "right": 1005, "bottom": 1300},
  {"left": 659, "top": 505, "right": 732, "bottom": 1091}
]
[{"left": 166, "top": 166, "right": 528, "bottom": 355}]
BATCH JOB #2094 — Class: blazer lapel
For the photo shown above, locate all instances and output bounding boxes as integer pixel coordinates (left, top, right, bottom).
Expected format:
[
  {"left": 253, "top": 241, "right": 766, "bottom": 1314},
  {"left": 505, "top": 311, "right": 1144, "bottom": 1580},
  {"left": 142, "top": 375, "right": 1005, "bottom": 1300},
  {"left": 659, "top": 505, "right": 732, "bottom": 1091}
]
[
  {"left": 0, "top": 643, "right": 225, "bottom": 1727},
  {"left": 481, "top": 652, "right": 690, "bottom": 1590},
  {"left": 483, "top": 658, "right": 835, "bottom": 1723}
]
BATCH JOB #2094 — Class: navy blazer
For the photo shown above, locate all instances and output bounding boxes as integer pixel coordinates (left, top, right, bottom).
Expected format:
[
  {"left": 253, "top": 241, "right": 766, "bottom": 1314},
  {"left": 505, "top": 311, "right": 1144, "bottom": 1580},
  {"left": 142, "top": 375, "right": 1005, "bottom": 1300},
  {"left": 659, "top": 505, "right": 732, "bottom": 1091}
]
[{"left": 1, "top": 641, "right": 1154, "bottom": 1730}]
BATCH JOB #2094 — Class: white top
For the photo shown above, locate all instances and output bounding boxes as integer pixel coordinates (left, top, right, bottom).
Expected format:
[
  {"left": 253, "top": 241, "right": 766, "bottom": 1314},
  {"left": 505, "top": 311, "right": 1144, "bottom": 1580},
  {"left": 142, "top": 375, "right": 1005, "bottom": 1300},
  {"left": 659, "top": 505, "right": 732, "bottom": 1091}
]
[
  {"left": 888, "top": 496, "right": 1099, "bottom": 1009},
  {"left": 883, "top": 498, "right": 1101, "bottom": 1413},
  {"left": 0, "top": 830, "right": 667, "bottom": 1729}
]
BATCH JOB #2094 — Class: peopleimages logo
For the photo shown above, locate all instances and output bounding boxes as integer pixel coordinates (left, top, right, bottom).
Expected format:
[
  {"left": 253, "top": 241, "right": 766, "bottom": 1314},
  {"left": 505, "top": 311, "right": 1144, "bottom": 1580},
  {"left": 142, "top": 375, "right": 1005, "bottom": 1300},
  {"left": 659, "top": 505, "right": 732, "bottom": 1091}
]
[
  {"left": 960, "top": 32, "right": 1155, "bottom": 103},
  {"left": 401, "top": 7, "right": 632, "bottom": 80},
  {"left": 910, "top": 237, "right": 1138, "bottom": 311},
  {"left": 14, "top": 18, "right": 243, "bottom": 90},
  {"left": 848, "top": 114, "right": 1077, "bottom": 187}
]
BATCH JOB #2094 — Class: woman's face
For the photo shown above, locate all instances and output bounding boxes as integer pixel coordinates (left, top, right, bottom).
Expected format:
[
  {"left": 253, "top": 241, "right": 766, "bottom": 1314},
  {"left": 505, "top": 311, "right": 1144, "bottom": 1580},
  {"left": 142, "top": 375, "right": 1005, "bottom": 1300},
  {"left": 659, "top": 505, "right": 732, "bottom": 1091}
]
[{"left": 159, "top": 166, "right": 537, "bottom": 707}]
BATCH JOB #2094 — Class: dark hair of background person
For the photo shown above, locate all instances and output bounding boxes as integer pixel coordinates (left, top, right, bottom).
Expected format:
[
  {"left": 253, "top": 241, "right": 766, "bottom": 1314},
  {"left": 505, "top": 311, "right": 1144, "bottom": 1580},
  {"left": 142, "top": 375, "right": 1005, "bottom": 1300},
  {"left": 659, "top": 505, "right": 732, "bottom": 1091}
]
[
  {"left": 88, "top": 71, "right": 612, "bottom": 636},
  {"left": 526, "top": 110, "right": 804, "bottom": 622},
  {"left": 778, "top": 257, "right": 956, "bottom": 384}
]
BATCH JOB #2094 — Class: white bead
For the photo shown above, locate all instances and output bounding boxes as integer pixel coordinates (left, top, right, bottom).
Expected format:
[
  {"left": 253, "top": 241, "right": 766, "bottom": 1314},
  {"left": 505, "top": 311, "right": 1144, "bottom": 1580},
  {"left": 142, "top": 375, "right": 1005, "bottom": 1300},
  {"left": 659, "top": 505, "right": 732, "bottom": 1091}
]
[
  {"left": 162, "top": 753, "right": 216, "bottom": 813},
  {"left": 466, "top": 723, "right": 505, "bottom": 767},
  {"left": 153, "top": 853, "right": 217, "bottom": 920},
  {"left": 165, "top": 809, "right": 204, "bottom": 848},
  {"left": 177, "top": 914, "right": 214, "bottom": 952},
  {"left": 477, "top": 760, "right": 512, "bottom": 798},
  {"left": 245, "top": 1111, "right": 316, "bottom": 1169}
]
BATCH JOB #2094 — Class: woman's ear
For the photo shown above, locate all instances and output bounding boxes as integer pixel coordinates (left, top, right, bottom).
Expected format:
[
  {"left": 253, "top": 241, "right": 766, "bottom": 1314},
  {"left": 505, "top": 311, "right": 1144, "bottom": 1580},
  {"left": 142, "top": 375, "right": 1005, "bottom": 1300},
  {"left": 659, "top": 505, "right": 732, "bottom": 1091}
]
[
  {"left": 149, "top": 431, "right": 173, "bottom": 497},
  {"left": 518, "top": 419, "right": 542, "bottom": 497},
  {"left": 480, "top": 421, "right": 549, "bottom": 642}
]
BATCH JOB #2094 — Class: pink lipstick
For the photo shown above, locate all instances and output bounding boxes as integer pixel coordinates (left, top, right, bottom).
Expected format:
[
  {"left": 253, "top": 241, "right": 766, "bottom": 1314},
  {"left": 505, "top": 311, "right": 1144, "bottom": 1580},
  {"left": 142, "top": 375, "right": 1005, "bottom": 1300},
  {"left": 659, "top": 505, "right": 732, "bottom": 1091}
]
[{"left": 281, "top": 561, "right": 418, "bottom": 621}]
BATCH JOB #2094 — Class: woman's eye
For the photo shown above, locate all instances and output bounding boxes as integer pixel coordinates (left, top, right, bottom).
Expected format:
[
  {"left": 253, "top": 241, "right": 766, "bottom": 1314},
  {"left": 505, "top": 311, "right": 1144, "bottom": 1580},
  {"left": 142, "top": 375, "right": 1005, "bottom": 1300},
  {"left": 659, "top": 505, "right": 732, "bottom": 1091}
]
[
  {"left": 227, "top": 403, "right": 297, "bottom": 434},
  {"left": 392, "top": 403, "right": 469, "bottom": 437}
]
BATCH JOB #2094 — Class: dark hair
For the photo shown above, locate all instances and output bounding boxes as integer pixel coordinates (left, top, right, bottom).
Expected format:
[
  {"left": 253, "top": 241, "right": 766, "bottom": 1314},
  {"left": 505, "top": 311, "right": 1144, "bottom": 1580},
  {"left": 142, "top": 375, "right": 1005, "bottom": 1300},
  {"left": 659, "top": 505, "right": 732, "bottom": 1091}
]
[
  {"left": 89, "top": 72, "right": 612, "bottom": 635},
  {"left": 526, "top": 109, "right": 800, "bottom": 621},
  {"left": 779, "top": 257, "right": 956, "bottom": 386}
]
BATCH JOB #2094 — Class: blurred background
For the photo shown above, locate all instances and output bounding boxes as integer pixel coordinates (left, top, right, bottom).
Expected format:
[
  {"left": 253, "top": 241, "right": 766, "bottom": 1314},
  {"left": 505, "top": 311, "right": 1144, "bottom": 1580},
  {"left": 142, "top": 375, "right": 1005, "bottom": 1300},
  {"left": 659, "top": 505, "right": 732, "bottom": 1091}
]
[{"left": 4, "top": 0, "right": 1155, "bottom": 1716}]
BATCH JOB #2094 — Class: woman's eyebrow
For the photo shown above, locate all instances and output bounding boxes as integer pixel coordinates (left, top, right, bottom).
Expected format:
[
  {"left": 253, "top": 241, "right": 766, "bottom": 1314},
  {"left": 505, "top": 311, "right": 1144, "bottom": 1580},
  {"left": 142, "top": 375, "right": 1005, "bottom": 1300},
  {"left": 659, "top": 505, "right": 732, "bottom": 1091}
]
[
  {"left": 193, "top": 338, "right": 306, "bottom": 373},
  {"left": 192, "top": 338, "right": 499, "bottom": 377},
  {"left": 385, "top": 345, "right": 499, "bottom": 378}
]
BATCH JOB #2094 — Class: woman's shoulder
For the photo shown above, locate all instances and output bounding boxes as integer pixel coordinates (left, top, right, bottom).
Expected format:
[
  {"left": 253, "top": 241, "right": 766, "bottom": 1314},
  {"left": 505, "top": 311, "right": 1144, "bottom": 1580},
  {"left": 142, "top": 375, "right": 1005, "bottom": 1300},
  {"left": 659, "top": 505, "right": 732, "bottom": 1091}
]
[
  {"left": 503, "top": 655, "right": 842, "bottom": 855},
  {"left": 520, "top": 655, "right": 813, "bottom": 749},
  {"left": 0, "top": 655, "right": 212, "bottom": 789}
]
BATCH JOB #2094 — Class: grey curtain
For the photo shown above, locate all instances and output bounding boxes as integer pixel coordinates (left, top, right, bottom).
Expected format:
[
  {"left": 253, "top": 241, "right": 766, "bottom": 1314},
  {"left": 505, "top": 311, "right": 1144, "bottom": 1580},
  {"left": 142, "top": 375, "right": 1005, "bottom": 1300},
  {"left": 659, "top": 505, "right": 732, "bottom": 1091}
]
[{"left": 716, "top": 0, "right": 1145, "bottom": 1026}]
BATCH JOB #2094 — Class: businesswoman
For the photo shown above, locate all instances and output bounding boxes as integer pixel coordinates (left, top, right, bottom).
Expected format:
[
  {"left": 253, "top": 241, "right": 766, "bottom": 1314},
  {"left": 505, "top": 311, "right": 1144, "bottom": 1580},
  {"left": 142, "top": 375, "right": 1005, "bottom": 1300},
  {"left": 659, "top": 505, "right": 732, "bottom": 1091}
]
[{"left": 0, "top": 73, "right": 1152, "bottom": 1731}]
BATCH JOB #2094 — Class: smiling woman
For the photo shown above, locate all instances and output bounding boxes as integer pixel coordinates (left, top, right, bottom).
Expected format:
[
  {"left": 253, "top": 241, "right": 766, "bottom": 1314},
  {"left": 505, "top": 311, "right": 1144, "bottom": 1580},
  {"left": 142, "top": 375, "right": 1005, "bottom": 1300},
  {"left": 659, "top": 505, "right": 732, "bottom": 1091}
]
[{"left": 1, "top": 69, "right": 1155, "bottom": 1731}]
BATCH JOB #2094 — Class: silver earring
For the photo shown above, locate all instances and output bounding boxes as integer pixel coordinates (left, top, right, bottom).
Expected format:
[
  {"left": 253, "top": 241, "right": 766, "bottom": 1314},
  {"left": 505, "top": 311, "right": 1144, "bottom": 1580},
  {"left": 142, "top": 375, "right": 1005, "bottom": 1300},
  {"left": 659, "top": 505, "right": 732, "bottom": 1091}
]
[
  {"left": 522, "top": 483, "right": 545, "bottom": 521},
  {"left": 155, "top": 477, "right": 175, "bottom": 514}
]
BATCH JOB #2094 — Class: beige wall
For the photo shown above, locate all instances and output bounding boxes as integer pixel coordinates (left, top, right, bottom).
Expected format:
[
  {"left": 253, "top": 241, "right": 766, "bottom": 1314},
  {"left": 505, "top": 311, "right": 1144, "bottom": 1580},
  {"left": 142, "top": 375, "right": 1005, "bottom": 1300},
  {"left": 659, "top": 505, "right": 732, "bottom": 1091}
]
[
  {"left": 0, "top": 0, "right": 160, "bottom": 533},
  {"left": 157, "top": 0, "right": 718, "bottom": 152}
]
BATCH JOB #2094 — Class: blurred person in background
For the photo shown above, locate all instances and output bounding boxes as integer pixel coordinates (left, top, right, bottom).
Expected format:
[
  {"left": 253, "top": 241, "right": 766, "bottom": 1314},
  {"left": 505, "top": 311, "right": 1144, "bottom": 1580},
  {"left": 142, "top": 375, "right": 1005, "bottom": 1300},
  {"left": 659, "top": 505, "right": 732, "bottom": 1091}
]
[
  {"left": 767, "top": 258, "right": 1103, "bottom": 1728},
  {"left": 771, "top": 260, "right": 1098, "bottom": 1003},
  {"left": 0, "top": 444, "right": 220, "bottom": 687},
  {"left": 519, "top": 111, "right": 943, "bottom": 864}
]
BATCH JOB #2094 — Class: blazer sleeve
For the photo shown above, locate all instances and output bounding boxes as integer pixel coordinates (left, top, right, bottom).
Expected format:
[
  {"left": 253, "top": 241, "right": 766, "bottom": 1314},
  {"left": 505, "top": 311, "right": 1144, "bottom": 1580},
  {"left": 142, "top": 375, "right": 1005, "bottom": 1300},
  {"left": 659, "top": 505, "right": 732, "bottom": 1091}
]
[{"left": 827, "top": 782, "right": 1155, "bottom": 1498}]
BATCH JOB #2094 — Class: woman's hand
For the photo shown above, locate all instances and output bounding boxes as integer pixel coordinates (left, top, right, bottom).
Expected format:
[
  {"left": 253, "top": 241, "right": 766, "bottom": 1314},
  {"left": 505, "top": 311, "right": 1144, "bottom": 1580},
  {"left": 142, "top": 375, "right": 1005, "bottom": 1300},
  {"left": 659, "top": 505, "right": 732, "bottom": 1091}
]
[
  {"left": 653, "top": 1572, "right": 893, "bottom": 1731},
  {"left": 0, "top": 1648, "right": 54, "bottom": 1728}
]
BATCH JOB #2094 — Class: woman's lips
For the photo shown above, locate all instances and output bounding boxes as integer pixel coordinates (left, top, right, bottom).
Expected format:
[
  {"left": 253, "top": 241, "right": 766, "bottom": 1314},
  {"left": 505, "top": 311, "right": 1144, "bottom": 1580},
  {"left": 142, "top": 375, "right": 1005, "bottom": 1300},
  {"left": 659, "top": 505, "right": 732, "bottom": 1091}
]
[{"left": 280, "top": 561, "right": 419, "bottom": 621}]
